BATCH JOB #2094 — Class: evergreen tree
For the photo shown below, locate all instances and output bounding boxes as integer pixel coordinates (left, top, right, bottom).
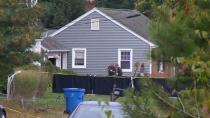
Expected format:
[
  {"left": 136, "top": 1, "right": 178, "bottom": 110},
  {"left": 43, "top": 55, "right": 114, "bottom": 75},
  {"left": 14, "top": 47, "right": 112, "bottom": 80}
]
[
  {"left": 149, "top": 0, "right": 210, "bottom": 59},
  {"left": 40, "top": 0, "right": 85, "bottom": 28},
  {"left": 0, "top": 0, "right": 41, "bottom": 90},
  {"left": 96, "top": 0, "right": 136, "bottom": 9},
  {"left": 123, "top": 1, "right": 210, "bottom": 117},
  {"left": 135, "top": 0, "right": 163, "bottom": 18}
]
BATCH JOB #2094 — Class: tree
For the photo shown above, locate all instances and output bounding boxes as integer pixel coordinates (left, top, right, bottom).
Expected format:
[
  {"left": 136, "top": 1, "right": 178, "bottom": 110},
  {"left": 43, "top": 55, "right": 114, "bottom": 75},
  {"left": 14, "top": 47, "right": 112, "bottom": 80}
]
[
  {"left": 40, "top": 0, "right": 85, "bottom": 29},
  {"left": 123, "top": 78, "right": 210, "bottom": 118},
  {"left": 123, "top": 0, "right": 210, "bottom": 117},
  {"left": 149, "top": 0, "right": 210, "bottom": 59},
  {"left": 135, "top": 0, "right": 163, "bottom": 18},
  {"left": 96, "top": 0, "right": 136, "bottom": 9},
  {"left": 0, "top": 0, "right": 41, "bottom": 90}
]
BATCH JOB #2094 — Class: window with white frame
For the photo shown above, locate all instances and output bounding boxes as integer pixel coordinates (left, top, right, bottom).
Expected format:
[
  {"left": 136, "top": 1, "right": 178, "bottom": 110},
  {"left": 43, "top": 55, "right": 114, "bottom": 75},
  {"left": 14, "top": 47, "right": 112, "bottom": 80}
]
[
  {"left": 72, "top": 48, "right": 86, "bottom": 68},
  {"left": 118, "top": 49, "right": 133, "bottom": 72},
  {"left": 91, "top": 19, "right": 99, "bottom": 30}
]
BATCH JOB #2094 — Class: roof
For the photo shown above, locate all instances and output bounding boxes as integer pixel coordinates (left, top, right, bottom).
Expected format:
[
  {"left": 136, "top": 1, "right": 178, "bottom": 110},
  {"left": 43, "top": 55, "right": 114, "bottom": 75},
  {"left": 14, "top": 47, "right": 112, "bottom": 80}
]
[
  {"left": 98, "top": 8, "right": 151, "bottom": 41},
  {"left": 41, "top": 29, "right": 57, "bottom": 38},
  {"left": 46, "top": 29, "right": 57, "bottom": 36},
  {"left": 80, "top": 101, "right": 122, "bottom": 107},
  {"left": 41, "top": 37, "right": 69, "bottom": 51},
  {"left": 49, "top": 7, "right": 156, "bottom": 48}
]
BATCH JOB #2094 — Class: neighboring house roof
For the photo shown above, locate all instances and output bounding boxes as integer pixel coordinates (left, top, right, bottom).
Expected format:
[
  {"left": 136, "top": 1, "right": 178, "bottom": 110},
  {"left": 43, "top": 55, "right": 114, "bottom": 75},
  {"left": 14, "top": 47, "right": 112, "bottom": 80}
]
[
  {"left": 49, "top": 7, "right": 156, "bottom": 48},
  {"left": 42, "top": 29, "right": 57, "bottom": 38},
  {"left": 46, "top": 29, "right": 57, "bottom": 36},
  {"left": 41, "top": 37, "right": 69, "bottom": 52}
]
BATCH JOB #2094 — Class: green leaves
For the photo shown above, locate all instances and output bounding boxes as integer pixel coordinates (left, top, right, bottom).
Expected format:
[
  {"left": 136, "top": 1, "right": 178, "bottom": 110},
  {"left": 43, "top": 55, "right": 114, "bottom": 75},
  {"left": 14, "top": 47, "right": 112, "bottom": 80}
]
[
  {"left": 0, "top": 0, "right": 41, "bottom": 90},
  {"left": 148, "top": 0, "right": 210, "bottom": 59},
  {"left": 97, "top": 0, "right": 135, "bottom": 9},
  {"left": 123, "top": 78, "right": 210, "bottom": 118},
  {"left": 40, "top": 0, "right": 85, "bottom": 28}
]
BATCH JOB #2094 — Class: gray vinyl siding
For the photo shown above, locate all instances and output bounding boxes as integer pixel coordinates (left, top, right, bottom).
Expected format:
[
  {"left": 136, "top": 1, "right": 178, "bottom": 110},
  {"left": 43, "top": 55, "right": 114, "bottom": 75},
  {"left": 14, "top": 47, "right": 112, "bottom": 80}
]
[{"left": 53, "top": 11, "right": 151, "bottom": 76}]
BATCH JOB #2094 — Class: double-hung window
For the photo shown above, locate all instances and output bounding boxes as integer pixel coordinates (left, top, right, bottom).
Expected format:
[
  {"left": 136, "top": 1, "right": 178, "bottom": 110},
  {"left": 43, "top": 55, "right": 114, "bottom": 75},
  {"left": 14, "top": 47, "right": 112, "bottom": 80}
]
[
  {"left": 118, "top": 49, "right": 133, "bottom": 72},
  {"left": 72, "top": 48, "right": 86, "bottom": 68}
]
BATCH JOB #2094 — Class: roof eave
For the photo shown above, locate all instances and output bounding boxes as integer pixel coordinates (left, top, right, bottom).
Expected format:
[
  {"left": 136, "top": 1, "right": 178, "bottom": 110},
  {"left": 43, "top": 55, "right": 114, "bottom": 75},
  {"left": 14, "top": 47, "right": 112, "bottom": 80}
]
[
  {"left": 41, "top": 45, "right": 69, "bottom": 52},
  {"left": 49, "top": 7, "right": 156, "bottom": 47}
]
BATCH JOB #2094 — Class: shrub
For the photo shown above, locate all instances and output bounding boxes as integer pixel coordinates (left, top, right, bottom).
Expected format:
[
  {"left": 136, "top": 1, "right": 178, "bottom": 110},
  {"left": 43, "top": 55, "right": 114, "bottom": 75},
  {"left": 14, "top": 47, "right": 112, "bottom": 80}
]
[
  {"left": 13, "top": 70, "right": 50, "bottom": 100},
  {"left": 41, "top": 60, "right": 76, "bottom": 75},
  {"left": 36, "top": 72, "right": 51, "bottom": 97},
  {"left": 20, "top": 64, "right": 40, "bottom": 70},
  {"left": 57, "top": 69, "right": 76, "bottom": 75}
]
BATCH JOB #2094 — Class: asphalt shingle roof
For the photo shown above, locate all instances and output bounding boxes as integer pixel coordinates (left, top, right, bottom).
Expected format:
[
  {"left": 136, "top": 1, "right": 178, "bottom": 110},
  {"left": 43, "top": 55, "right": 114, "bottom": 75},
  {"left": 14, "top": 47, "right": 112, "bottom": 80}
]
[
  {"left": 41, "top": 37, "right": 68, "bottom": 51},
  {"left": 42, "top": 8, "right": 153, "bottom": 51},
  {"left": 98, "top": 8, "right": 151, "bottom": 41}
]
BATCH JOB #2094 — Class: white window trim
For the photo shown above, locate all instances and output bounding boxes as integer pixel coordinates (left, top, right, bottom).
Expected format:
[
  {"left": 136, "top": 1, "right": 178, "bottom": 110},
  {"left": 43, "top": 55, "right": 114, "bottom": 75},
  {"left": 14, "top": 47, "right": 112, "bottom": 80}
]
[
  {"left": 91, "top": 19, "right": 100, "bottom": 30},
  {"left": 118, "top": 49, "right": 133, "bottom": 72},
  {"left": 72, "top": 48, "right": 86, "bottom": 68},
  {"left": 49, "top": 8, "right": 156, "bottom": 48},
  {"left": 149, "top": 46, "right": 152, "bottom": 75}
]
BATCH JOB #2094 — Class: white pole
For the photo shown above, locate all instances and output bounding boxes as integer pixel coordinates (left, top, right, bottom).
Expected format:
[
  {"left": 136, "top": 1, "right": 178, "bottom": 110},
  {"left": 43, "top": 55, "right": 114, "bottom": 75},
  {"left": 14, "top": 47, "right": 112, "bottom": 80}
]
[
  {"left": 131, "top": 77, "right": 134, "bottom": 88},
  {"left": 7, "top": 71, "right": 22, "bottom": 99}
]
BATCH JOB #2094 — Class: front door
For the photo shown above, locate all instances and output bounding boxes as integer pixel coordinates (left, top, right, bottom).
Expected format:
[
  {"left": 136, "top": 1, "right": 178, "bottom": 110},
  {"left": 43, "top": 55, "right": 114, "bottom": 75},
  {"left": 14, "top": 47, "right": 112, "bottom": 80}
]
[{"left": 49, "top": 58, "right": 56, "bottom": 65}]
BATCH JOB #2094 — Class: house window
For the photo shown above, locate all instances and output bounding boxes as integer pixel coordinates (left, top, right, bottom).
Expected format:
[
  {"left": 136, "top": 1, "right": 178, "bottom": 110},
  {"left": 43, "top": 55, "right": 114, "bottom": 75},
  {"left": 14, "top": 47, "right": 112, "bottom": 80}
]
[
  {"left": 72, "top": 48, "right": 86, "bottom": 68},
  {"left": 157, "top": 61, "right": 165, "bottom": 72},
  {"left": 118, "top": 49, "right": 133, "bottom": 72},
  {"left": 91, "top": 19, "right": 99, "bottom": 30}
]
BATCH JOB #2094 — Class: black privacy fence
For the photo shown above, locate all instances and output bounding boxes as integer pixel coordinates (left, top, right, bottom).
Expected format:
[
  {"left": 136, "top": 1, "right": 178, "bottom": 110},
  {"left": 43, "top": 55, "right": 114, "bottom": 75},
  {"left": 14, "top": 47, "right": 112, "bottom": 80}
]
[{"left": 52, "top": 74, "right": 174, "bottom": 95}]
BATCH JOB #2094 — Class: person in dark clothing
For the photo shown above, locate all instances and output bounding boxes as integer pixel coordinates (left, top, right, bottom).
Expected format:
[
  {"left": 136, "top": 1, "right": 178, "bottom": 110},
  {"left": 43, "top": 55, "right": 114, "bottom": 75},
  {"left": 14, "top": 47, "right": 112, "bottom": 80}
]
[
  {"left": 108, "top": 64, "right": 116, "bottom": 76},
  {"left": 139, "top": 63, "right": 145, "bottom": 76},
  {"left": 115, "top": 64, "right": 122, "bottom": 76}
]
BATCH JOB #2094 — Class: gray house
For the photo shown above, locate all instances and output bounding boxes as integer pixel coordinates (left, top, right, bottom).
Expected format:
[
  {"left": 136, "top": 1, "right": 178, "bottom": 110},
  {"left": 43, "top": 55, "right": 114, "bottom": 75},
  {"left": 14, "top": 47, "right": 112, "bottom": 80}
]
[{"left": 40, "top": 7, "right": 156, "bottom": 76}]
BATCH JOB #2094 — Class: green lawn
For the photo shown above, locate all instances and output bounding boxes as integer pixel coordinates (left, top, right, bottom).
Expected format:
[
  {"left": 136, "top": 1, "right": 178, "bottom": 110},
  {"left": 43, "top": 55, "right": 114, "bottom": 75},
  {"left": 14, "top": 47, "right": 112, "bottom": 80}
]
[
  {"left": 36, "top": 88, "right": 115, "bottom": 108},
  {"left": 0, "top": 87, "right": 117, "bottom": 118},
  {"left": 36, "top": 87, "right": 112, "bottom": 109}
]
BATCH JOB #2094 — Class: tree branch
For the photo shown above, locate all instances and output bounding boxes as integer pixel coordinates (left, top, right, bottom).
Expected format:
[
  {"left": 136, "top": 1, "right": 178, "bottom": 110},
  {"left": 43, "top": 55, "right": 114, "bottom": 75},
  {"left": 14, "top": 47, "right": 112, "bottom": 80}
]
[
  {"left": 152, "top": 91, "right": 197, "bottom": 118},
  {"left": 194, "top": 78, "right": 200, "bottom": 118},
  {"left": 177, "top": 94, "right": 186, "bottom": 112}
]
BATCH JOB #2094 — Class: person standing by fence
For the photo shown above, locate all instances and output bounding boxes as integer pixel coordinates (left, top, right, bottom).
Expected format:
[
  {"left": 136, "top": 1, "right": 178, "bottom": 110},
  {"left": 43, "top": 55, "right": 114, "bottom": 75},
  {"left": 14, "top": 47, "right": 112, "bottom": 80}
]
[{"left": 139, "top": 63, "right": 145, "bottom": 77}]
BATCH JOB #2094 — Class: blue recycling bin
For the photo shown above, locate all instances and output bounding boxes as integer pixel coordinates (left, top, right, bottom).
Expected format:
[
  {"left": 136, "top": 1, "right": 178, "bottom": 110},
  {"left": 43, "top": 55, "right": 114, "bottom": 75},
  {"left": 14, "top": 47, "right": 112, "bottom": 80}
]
[{"left": 63, "top": 88, "right": 85, "bottom": 113}]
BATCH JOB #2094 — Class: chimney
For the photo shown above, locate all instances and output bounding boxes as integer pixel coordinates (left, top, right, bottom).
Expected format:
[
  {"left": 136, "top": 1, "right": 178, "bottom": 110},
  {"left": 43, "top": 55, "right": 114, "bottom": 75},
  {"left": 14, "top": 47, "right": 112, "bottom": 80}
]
[{"left": 85, "top": 0, "right": 96, "bottom": 12}]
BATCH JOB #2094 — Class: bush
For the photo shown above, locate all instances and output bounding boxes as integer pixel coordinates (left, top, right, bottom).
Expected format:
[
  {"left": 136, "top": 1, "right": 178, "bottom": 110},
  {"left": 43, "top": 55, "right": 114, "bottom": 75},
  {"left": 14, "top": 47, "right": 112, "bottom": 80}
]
[
  {"left": 36, "top": 72, "right": 51, "bottom": 97},
  {"left": 13, "top": 70, "right": 50, "bottom": 100},
  {"left": 57, "top": 69, "right": 76, "bottom": 75},
  {"left": 20, "top": 64, "right": 40, "bottom": 70},
  {"left": 42, "top": 60, "right": 76, "bottom": 75}
]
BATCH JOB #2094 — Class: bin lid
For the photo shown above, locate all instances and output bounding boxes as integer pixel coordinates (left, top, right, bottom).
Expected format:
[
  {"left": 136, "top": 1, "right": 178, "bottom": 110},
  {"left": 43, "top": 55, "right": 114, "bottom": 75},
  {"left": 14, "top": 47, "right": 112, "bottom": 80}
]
[{"left": 63, "top": 88, "right": 85, "bottom": 92}]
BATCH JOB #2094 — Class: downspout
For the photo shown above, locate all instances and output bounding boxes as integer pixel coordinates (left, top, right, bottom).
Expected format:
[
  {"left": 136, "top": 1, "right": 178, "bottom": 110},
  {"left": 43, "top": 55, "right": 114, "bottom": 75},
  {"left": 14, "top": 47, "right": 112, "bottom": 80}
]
[{"left": 60, "top": 52, "right": 63, "bottom": 69}]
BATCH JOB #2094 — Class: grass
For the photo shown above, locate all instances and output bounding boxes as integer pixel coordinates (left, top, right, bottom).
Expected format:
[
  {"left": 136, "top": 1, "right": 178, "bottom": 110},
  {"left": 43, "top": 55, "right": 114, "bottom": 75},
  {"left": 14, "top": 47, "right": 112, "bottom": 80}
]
[
  {"left": 36, "top": 88, "right": 111, "bottom": 108},
  {"left": 0, "top": 87, "right": 117, "bottom": 118}
]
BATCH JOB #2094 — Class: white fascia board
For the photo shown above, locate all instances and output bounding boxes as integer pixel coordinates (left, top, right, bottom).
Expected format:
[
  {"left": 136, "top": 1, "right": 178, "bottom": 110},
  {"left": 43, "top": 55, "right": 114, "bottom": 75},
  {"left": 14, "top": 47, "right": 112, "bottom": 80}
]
[
  {"left": 35, "top": 38, "right": 43, "bottom": 42},
  {"left": 49, "top": 8, "right": 156, "bottom": 47},
  {"left": 41, "top": 45, "right": 49, "bottom": 52},
  {"left": 94, "top": 8, "right": 156, "bottom": 47},
  {"left": 49, "top": 8, "right": 98, "bottom": 37},
  {"left": 48, "top": 50, "right": 69, "bottom": 52},
  {"left": 151, "top": 45, "right": 158, "bottom": 48},
  {"left": 41, "top": 45, "right": 69, "bottom": 52}
]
